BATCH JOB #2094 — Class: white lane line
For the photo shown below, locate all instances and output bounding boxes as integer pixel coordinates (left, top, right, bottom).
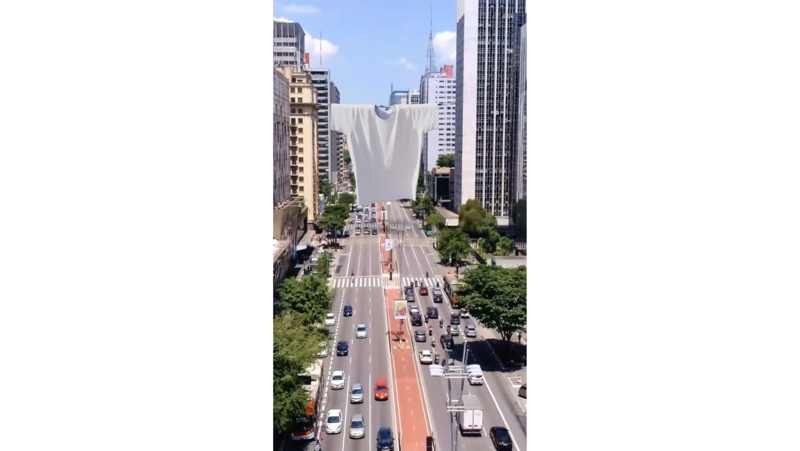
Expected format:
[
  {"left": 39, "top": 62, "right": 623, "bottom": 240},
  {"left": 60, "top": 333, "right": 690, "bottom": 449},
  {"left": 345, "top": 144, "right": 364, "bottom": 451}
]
[
  {"left": 482, "top": 368, "right": 523, "bottom": 451},
  {"left": 403, "top": 308, "right": 433, "bottom": 437},
  {"left": 341, "top": 374, "right": 351, "bottom": 447}
]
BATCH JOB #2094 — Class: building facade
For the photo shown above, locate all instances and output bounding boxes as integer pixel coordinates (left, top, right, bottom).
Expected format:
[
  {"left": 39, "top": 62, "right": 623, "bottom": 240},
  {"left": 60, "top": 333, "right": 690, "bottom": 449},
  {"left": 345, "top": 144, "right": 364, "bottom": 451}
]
[
  {"left": 309, "top": 69, "right": 339, "bottom": 190},
  {"left": 273, "top": 21, "right": 306, "bottom": 67},
  {"left": 330, "top": 81, "right": 342, "bottom": 187},
  {"left": 280, "top": 66, "right": 320, "bottom": 223},
  {"left": 420, "top": 65, "right": 457, "bottom": 173},
  {"left": 408, "top": 89, "right": 420, "bottom": 104},
  {"left": 274, "top": 68, "right": 292, "bottom": 206},
  {"left": 389, "top": 90, "right": 409, "bottom": 105},
  {"left": 455, "top": 0, "right": 526, "bottom": 226},
  {"left": 514, "top": 23, "right": 527, "bottom": 244},
  {"left": 425, "top": 166, "right": 455, "bottom": 212}
]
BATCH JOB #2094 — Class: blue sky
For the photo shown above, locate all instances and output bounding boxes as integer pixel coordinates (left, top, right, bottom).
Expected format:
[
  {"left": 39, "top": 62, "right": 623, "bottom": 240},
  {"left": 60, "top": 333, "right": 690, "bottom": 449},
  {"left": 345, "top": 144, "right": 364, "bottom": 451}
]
[{"left": 274, "top": 0, "right": 458, "bottom": 104}]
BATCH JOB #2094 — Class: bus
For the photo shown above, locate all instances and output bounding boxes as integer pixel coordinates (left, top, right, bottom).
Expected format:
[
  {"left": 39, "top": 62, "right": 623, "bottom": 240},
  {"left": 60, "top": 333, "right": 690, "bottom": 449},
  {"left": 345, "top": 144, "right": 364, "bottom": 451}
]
[
  {"left": 291, "top": 361, "right": 324, "bottom": 441},
  {"left": 443, "top": 274, "right": 462, "bottom": 309}
]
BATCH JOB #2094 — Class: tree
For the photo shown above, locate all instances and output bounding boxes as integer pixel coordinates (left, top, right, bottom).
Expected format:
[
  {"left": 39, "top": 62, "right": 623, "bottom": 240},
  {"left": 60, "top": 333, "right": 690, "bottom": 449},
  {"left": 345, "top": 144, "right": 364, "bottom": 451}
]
[
  {"left": 436, "top": 153, "right": 455, "bottom": 168},
  {"left": 317, "top": 213, "right": 345, "bottom": 247},
  {"left": 458, "top": 199, "right": 495, "bottom": 235},
  {"left": 456, "top": 265, "right": 526, "bottom": 343},
  {"left": 338, "top": 192, "right": 356, "bottom": 207},
  {"left": 316, "top": 251, "right": 334, "bottom": 278},
  {"left": 273, "top": 312, "right": 328, "bottom": 434},
  {"left": 496, "top": 235, "right": 515, "bottom": 256},
  {"left": 425, "top": 212, "right": 444, "bottom": 231},
  {"left": 477, "top": 228, "right": 501, "bottom": 254},
  {"left": 412, "top": 195, "right": 435, "bottom": 220},
  {"left": 417, "top": 170, "right": 425, "bottom": 192},
  {"left": 348, "top": 172, "right": 356, "bottom": 189},
  {"left": 277, "top": 275, "right": 333, "bottom": 326},
  {"left": 343, "top": 149, "right": 351, "bottom": 165},
  {"left": 437, "top": 227, "right": 472, "bottom": 267},
  {"left": 319, "top": 177, "right": 333, "bottom": 198}
]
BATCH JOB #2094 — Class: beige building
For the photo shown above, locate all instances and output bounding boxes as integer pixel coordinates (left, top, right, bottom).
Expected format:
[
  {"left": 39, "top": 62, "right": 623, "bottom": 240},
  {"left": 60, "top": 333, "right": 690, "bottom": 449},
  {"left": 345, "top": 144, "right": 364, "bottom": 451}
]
[{"left": 280, "top": 66, "right": 320, "bottom": 223}]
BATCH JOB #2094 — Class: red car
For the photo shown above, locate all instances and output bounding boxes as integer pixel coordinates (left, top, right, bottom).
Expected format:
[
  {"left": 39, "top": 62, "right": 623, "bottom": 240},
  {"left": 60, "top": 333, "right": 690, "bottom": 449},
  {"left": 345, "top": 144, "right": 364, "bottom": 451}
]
[
  {"left": 419, "top": 285, "right": 428, "bottom": 295},
  {"left": 374, "top": 378, "right": 389, "bottom": 401}
]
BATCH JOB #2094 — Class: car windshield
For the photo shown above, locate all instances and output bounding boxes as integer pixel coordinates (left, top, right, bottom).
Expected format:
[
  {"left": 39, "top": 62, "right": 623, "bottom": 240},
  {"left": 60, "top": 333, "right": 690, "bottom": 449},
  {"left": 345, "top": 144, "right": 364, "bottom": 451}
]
[
  {"left": 353, "top": 387, "right": 362, "bottom": 394},
  {"left": 352, "top": 420, "right": 363, "bottom": 428},
  {"left": 358, "top": 326, "right": 366, "bottom": 331},
  {"left": 328, "top": 415, "right": 340, "bottom": 423},
  {"left": 338, "top": 342, "right": 347, "bottom": 348},
  {"left": 327, "top": 314, "right": 335, "bottom": 318},
  {"left": 495, "top": 429, "right": 510, "bottom": 441},
  {"left": 333, "top": 375, "right": 343, "bottom": 381},
  {"left": 377, "top": 385, "right": 387, "bottom": 391}
]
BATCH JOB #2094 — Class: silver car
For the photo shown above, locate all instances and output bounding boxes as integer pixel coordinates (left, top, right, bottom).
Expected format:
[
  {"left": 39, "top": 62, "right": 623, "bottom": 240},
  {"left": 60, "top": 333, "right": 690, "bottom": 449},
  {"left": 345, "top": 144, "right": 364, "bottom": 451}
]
[
  {"left": 349, "top": 413, "right": 365, "bottom": 439},
  {"left": 356, "top": 324, "right": 368, "bottom": 339},
  {"left": 465, "top": 325, "right": 477, "bottom": 338},
  {"left": 350, "top": 383, "right": 364, "bottom": 403},
  {"left": 449, "top": 324, "right": 460, "bottom": 335}
]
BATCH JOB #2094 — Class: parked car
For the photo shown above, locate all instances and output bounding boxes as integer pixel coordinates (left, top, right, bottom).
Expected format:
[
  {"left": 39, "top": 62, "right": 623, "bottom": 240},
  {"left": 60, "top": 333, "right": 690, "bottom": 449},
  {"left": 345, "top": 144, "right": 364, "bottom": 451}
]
[
  {"left": 331, "top": 371, "right": 345, "bottom": 390},
  {"left": 349, "top": 413, "right": 365, "bottom": 439},
  {"left": 374, "top": 378, "right": 389, "bottom": 400},
  {"left": 414, "top": 330, "right": 427, "bottom": 342},
  {"left": 489, "top": 427, "right": 513, "bottom": 451},
  {"left": 356, "top": 324, "right": 368, "bottom": 339},
  {"left": 325, "top": 313, "right": 336, "bottom": 326},
  {"left": 419, "top": 350, "right": 433, "bottom": 364},
  {"left": 343, "top": 305, "right": 353, "bottom": 316},
  {"left": 350, "top": 383, "right": 364, "bottom": 403},
  {"left": 465, "top": 325, "right": 477, "bottom": 338},
  {"left": 326, "top": 409, "right": 343, "bottom": 434},
  {"left": 336, "top": 340, "right": 349, "bottom": 356},
  {"left": 317, "top": 345, "right": 328, "bottom": 358}
]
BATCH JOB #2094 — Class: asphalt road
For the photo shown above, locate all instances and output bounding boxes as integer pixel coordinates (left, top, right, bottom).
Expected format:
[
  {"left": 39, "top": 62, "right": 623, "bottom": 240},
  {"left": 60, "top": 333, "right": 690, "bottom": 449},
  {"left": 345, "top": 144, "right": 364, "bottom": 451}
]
[{"left": 386, "top": 201, "right": 528, "bottom": 451}]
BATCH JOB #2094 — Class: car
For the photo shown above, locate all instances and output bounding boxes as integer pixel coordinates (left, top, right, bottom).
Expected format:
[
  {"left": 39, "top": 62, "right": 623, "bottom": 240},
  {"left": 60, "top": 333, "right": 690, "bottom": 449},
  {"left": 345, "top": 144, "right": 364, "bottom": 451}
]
[
  {"left": 445, "top": 349, "right": 455, "bottom": 366},
  {"left": 356, "top": 218, "right": 362, "bottom": 224},
  {"left": 325, "top": 313, "right": 336, "bottom": 326},
  {"left": 419, "top": 285, "right": 428, "bottom": 295},
  {"left": 409, "top": 307, "right": 420, "bottom": 316},
  {"left": 331, "top": 371, "right": 345, "bottom": 390},
  {"left": 414, "top": 330, "right": 427, "bottom": 342},
  {"left": 343, "top": 305, "right": 353, "bottom": 316},
  {"left": 419, "top": 350, "right": 433, "bottom": 364},
  {"left": 349, "top": 219, "right": 354, "bottom": 224},
  {"left": 336, "top": 340, "right": 349, "bottom": 356},
  {"left": 466, "top": 364, "right": 484, "bottom": 385},
  {"left": 374, "top": 378, "right": 389, "bottom": 400},
  {"left": 518, "top": 383, "right": 527, "bottom": 398},
  {"left": 350, "top": 383, "right": 364, "bottom": 403},
  {"left": 410, "top": 313, "right": 422, "bottom": 326},
  {"left": 449, "top": 324, "right": 460, "bottom": 335},
  {"left": 432, "top": 287, "right": 443, "bottom": 297},
  {"left": 465, "top": 325, "right": 477, "bottom": 338},
  {"left": 325, "top": 409, "right": 343, "bottom": 434},
  {"left": 460, "top": 309, "right": 470, "bottom": 318},
  {"left": 356, "top": 324, "right": 368, "bottom": 339},
  {"left": 355, "top": 228, "right": 361, "bottom": 236},
  {"left": 344, "top": 230, "right": 351, "bottom": 237},
  {"left": 426, "top": 307, "right": 439, "bottom": 319},
  {"left": 405, "top": 291, "right": 414, "bottom": 302},
  {"left": 489, "top": 427, "right": 513, "bottom": 451},
  {"left": 404, "top": 286, "right": 414, "bottom": 295},
  {"left": 372, "top": 229, "right": 378, "bottom": 235},
  {"left": 376, "top": 427, "right": 394, "bottom": 451},
  {"left": 450, "top": 313, "right": 461, "bottom": 325},
  {"left": 440, "top": 334, "right": 454, "bottom": 349},
  {"left": 349, "top": 413, "right": 365, "bottom": 439},
  {"left": 317, "top": 345, "right": 328, "bottom": 358}
]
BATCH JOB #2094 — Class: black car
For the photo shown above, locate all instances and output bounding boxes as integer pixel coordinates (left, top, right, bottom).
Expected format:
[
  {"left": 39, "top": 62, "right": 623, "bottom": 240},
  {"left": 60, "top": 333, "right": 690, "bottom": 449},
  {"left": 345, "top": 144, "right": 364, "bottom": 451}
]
[
  {"left": 410, "top": 312, "right": 422, "bottom": 326},
  {"left": 433, "top": 293, "right": 443, "bottom": 303},
  {"left": 404, "top": 286, "right": 414, "bottom": 295},
  {"left": 405, "top": 291, "right": 414, "bottom": 302},
  {"left": 343, "top": 305, "right": 353, "bottom": 316},
  {"left": 376, "top": 427, "right": 394, "bottom": 451},
  {"left": 489, "top": 427, "right": 513, "bottom": 451},
  {"left": 440, "top": 334, "right": 454, "bottom": 349},
  {"left": 426, "top": 307, "right": 439, "bottom": 319},
  {"left": 372, "top": 229, "right": 378, "bottom": 235},
  {"left": 450, "top": 313, "right": 461, "bottom": 326},
  {"left": 414, "top": 330, "right": 426, "bottom": 342},
  {"left": 336, "top": 341, "right": 349, "bottom": 356}
]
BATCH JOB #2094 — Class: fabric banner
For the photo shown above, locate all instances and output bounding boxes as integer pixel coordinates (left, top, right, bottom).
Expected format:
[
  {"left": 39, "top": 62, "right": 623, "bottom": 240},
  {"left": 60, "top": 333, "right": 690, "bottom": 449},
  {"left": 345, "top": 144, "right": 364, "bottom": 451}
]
[{"left": 394, "top": 300, "right": 407, "bottom": 320}]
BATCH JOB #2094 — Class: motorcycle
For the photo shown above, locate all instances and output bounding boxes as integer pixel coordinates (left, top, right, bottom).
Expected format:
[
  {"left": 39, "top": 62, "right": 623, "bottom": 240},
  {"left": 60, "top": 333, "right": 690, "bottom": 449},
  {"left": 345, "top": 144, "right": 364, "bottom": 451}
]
[
  {"left": 439, "top": 319, "right": 443, "bottom": 328},
  {"left": 431, "top": 337, "right": 436, "bottom": 348},
  {"left": 434, "top": 353, "right": 440, "bottom": 364},
  {"left": 414, "top": 280, "right": 418, "bottom": 287},
  {"left": 428, "top": 326, "right": 433, "bottom": 336}
]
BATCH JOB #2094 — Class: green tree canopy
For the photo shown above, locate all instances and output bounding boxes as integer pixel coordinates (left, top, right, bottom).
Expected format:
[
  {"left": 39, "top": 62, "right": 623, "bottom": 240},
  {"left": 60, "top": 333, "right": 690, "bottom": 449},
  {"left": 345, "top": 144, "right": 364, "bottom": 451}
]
[
  {"left": 348, "top": 172, "right": 356, "bottom": 189},
  {"left": 316, "top": 251, "right": 334, "bottom": 278},
  {"left": 412, "top": 195, "right": 435, "bottom": 220},
  {"left": 337, "top": 192, "right": 356, "bottom": 206},
  {"left": 343, "top": 149, "right": 351, "bottom": 165},
  {"left": 425, "top": 212, "right": 444, "bottom": 231},
  {"left": 273, "top": 312, "right": 328, "bottom": 434},
  {"left": 496, "top": 235, "right": 515, "bottom": 256},
  {"left": 437, "top": 227, "right": 472, "bottom": 265},
  {"left": 277, "top": 275, "right": 333, "bottom": 326},
  {"left": 436, "top": 153, "right": 455, "bottom": 168},
  {"left": 458, "top": 199, "right": 495, "bottom": 235},
  {"left": 456, "top": 265, "right": 526, "bottom": 342},
  {"left": 317, "top": 213, "right": 345, "bottom": 246},
  {"left": 319, "top": 177, "right": 333, "bottom": 198}
]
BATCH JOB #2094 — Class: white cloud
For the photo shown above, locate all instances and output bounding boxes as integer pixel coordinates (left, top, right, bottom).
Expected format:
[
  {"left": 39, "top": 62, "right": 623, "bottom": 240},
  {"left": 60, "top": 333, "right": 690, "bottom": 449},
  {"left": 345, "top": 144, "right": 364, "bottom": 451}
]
[
  {"left": 432, "top": 31, "right": 457, "bottom": 65},
  {"left": 273, "top": 17, "right": 293, "bottom": 22},
  {"left": 305, "top": 33, "right": 339, "bottom": 66},
  {"left": 388, "top": 58, "right": 417, "bottom": 71},
  {"left": 282, "top": 4, "right": 320, "bottom": 14}
]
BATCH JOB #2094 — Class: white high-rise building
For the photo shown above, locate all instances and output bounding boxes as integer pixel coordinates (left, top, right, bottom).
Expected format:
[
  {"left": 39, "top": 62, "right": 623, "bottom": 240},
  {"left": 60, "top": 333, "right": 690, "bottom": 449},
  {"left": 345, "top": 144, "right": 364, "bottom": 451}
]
[
  {"left": 308, "top": 68, "right": 340, "bottom": 189},
  {"left": 273, "top": 21, "right": 306, "bottom": 68},
  {"left": 420, "top": 65, "right": 457, "bottom": 174},
  {"left": 408, "top": 89, "right": 420, "bottom": 104},
  {"left": 455, "top": 0, "right": 526, "bottom": 226}
]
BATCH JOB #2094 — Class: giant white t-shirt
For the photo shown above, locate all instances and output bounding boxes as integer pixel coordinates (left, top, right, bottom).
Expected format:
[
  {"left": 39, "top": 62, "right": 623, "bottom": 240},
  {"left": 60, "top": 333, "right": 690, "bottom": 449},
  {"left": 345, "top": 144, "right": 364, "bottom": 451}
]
[{"left": 330, "top": 104, "right": 438, "bottom": 204}]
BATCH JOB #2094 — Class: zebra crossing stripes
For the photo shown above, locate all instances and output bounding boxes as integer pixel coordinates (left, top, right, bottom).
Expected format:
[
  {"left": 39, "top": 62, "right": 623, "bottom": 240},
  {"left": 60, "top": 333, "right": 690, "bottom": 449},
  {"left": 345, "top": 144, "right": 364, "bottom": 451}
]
[
  {"left": 401, "top": 277, "right": 444, "bottom": 287},
  {"left": 387, "top": 222, "right": 414, "bottom": 229},
  {"left": 330, "top": 276, "right": 385, "bottom": 288}
]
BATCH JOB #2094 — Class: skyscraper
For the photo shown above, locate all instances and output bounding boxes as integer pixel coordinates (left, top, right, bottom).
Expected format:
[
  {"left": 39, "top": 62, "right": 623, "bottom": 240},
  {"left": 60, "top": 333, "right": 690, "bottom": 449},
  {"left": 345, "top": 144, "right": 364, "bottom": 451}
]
[
  {"left": 455, "top": 0, "right": 526, "bottom": 226},
  {"left": 309, "top": 68, "right": 339, "bottom": 189},
  {"left": 274, "top": 68, "right": 291, "bottom": 206},
  {"left": 408, "top": 89, "right": 420, "bottom": 104},
  {"left": 515, "top": 23, "right": 527, "bottom": 244},
  {"left": 273, "top": 21, "right": 306, "bottom": 67},
  {"left": 420, "top": 65, "right": 457, "bottom": 174}
]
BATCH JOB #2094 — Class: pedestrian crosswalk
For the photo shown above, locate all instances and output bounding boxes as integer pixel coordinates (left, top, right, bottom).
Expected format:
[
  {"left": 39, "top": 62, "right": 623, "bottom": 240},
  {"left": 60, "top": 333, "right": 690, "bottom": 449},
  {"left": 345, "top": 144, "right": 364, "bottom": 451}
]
[
  {"left": 401, "top": 277, "right": 444, "bottom": 287},
  {"left": 330, "top": 276, "right": 386, "bottom": 288},
  {"left": 387, "top": 222, "right": 414, "bottom": 230}
]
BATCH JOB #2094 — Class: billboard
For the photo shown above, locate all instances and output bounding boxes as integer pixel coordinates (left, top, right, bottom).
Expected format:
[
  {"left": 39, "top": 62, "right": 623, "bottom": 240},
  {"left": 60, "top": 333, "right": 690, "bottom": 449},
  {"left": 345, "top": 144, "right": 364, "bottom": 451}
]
[{"left": 393, "top": 300, "right": 407, "bottom": 319}]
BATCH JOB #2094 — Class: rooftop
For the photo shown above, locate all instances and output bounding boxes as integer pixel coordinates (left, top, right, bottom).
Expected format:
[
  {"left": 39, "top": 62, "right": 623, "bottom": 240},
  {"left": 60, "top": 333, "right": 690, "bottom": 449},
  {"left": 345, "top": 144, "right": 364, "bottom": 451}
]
[{"left": 490, "top": 255, "right": 527, "bottom": 268}]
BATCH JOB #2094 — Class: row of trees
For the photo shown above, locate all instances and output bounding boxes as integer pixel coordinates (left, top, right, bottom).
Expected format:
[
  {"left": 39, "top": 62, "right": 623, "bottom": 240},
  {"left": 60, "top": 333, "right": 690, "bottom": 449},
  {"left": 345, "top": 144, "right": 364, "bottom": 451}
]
[
  {"left": 456, "top": 265, "right": 527, "bottom": 345},
  {"left": 316, "top": 191, "right": 356, "bottom": 247}
]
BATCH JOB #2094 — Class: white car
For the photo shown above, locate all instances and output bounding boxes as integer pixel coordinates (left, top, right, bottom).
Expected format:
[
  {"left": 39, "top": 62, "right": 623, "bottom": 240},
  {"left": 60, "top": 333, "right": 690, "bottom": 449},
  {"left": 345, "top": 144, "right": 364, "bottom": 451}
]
[
  {"left": 325, "top": 409, "right": 343, "bottom": 434},
  {"left": 409, "top": 307, "right": 420, "bottom": 316},
  {"left": 324, "top": 313, "right": 336, "bottom": 326},
  {"left": 419, "top": 350, "right": 433, "bottom": 364},
  {"left": 356, "top": 324, "right": 368, "bottom": 339},
  {"left": 460, "top": 310, "right": 470, "bottom": 318},
  {"left": 317, "top": 345, "right": 329, "bottom": 358},
  {"left": 331, "top": 371, "right": 345, "bottom": 390},
  {"left": 464, "top": 325, "right": 477, "bottom": 338},
  {"left": 356, "top": 218, "right": 362, "bottom": 224}
]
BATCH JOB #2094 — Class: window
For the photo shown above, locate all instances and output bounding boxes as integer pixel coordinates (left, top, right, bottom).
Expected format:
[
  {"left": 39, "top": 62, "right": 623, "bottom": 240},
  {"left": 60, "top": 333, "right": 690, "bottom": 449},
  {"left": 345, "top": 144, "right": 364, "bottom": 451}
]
[{"left": 298, "top": 118, "right": 303, "bottom": 124}]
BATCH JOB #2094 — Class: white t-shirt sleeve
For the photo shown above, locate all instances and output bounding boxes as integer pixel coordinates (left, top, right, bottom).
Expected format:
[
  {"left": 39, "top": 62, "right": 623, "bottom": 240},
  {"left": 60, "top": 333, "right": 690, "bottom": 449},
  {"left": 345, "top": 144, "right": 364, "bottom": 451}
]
[
  {"left": 416, "top": 104, "right": 439, "bottom": 134},
  {"left": 330, "top": 104, "right": 355, "bottom": 134}
]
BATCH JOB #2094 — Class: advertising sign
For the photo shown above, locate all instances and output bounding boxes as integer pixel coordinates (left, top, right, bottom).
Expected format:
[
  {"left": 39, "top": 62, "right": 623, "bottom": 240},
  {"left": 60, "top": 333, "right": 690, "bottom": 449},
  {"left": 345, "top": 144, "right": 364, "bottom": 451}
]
[
  {"left": 393, "top": 300, "right": 407, "bottom": 319},
  {"left": 385, "top": 239, "right": 393, "bottom": 252}
]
